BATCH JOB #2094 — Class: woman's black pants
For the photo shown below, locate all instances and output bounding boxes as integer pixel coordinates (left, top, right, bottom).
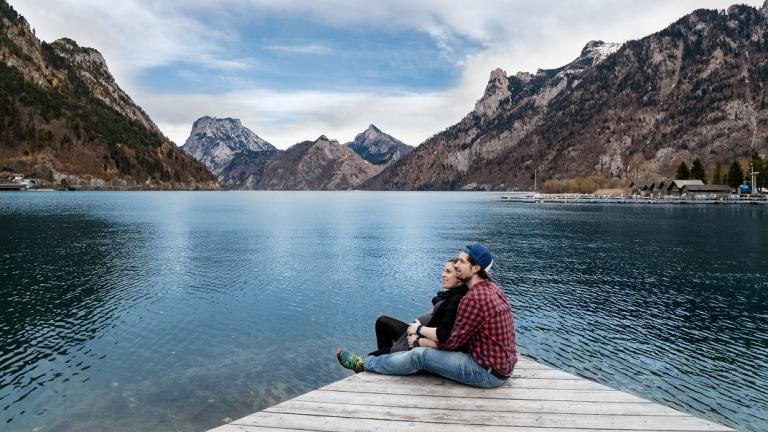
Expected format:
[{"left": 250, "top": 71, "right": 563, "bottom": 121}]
[{"left": 369, "top": 315, "right": 408, "bottom": 356}]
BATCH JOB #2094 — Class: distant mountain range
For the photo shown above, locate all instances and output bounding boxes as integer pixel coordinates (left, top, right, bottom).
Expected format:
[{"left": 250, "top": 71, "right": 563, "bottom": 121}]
[
  {"left": 365, "top": 3, "right": 768, "bottom": 190},
  {"left": 0, "top": 1, "right": 218, "bottom": 189},
  {"left": 182, "top": 119, "right": 412, "bottom": 189}
]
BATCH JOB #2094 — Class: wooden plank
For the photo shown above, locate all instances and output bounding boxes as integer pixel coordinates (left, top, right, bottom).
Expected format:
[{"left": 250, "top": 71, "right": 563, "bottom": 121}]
[
  {"left": 227, "top": 411, "right": 673, "bottom": 432},
  {"left": 344, "top": 374, "right": 612, "bottom": 390},
  {"left": 209, "top": 425, "right": 308, "bottom": 432},
  {"left": 349, "top": 367, "right": 580, "bottom": 380},
  {"left": 322, "top": 380, "right": 649, "bottom": 403},
  {"left": 510, "top": 360, "right": 556, "bottom": 370},
  {"left": 296, "top": 390, "right": 687, "bottom": 417},
  {"left": 350, "top": 369, "right": 600, "bottom": 384},
  {"left": 264, "top": 401, "right": 733, "bottom": 431}
]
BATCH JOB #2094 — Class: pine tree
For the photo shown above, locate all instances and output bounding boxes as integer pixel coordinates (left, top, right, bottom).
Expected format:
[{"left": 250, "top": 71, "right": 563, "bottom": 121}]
[
  {"left": 676, "top": 162, "right": 690, "bottom": 180},
  {"left": 727, "top": 161, "right": 744, "bottom": 188},
  {"left": 690, "top": 158, "right": 707, "bottom": 183},
  {"left": 712, "top": 162, "right": 722, "bottom": 185}
]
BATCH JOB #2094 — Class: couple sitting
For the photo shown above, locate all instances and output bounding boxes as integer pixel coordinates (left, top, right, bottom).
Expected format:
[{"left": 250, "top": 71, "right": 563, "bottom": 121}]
[{"left": 336, "top": 244, "right": 517, "bottom": 388}]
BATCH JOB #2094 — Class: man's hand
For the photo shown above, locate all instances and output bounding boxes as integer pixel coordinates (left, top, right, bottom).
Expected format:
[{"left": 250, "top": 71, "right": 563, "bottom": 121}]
[
  {"left": 407, "top": 334, "right": 419, "bottom": 348},
  {"left": 407, "top": 319, "right": 421, "bottom": 336}
]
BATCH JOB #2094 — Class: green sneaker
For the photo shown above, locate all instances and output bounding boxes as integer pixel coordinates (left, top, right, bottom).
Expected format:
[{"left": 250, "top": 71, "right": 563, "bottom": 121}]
[{"left": 336, "top": 348, "right": 364, "bottom": 373}]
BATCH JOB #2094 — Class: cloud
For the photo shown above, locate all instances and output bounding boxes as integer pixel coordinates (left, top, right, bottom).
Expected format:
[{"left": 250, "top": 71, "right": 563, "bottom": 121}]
[
  {"left": 12, "top": 0, "right": 766, "bottom": 149},
  {"left": 13, "top": 0, "right": 240, "bottom": 86}
]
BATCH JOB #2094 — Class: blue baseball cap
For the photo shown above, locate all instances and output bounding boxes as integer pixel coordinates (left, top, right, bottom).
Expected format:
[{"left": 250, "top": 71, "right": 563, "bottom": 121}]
[{"left": 464, "top": 244, "right": 493, "bottom": 271}]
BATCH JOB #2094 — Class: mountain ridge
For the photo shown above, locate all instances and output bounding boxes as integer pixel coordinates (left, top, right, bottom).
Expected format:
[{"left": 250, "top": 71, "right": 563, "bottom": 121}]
[
  {"left": 0, "top": 1, "right": 219, "bottom": 189},
  {"left": 183, "top": 118, "right": 409, "bottom": 189},
  {"left": 365, "top": 3, "right": 768, "bottom": 190}
]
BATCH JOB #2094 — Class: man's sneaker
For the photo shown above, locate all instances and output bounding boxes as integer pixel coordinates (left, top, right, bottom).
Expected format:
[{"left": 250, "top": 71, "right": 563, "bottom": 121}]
[{"left": 336, "top": 348, "right": 364, "bottom": 373}]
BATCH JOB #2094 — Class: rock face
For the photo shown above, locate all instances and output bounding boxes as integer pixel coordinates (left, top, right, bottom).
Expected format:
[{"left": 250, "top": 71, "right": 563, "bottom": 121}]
[
  {"left": 345, "top": 124, "right": 413, "bottom": 165},
  {"left": 182, "top": 116, "right": 276, "bottom": 177},
  {"left": 365, "top": 4, "right": 768, "bottom": 190},
  {"left": 252, "top": 136, "right": 381, "bottom": 190},
  {"left": 218, "top": 147, "right": 279, "bottom": 189},
  {"left": 49, "top": 38, "right": 160, "bottom": 134},
  {"left": 0, "top": 2, "right": 218, "bottom": 189}
]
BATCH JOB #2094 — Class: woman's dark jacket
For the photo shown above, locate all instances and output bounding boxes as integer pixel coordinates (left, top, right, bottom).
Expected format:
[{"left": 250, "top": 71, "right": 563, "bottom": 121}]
[{"left": 426, "top": 285, "right": 469, "bottom": 345}]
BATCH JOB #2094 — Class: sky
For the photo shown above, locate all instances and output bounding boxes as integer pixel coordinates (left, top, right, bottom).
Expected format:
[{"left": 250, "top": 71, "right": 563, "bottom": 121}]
[{"left": 12, "top": 0, "right": 766, "bottom": 149}]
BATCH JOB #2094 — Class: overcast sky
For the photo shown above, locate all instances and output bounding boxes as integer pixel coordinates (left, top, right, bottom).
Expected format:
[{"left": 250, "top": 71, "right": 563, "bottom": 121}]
[{"left": 12, "top": 0, "right": 765, "bottom": 149}]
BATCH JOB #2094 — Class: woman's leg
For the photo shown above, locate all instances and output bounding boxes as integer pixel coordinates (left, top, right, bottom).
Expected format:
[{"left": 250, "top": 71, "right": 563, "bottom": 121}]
[{"left": 374, "top": 316, "right": 408, "bottom": 350}]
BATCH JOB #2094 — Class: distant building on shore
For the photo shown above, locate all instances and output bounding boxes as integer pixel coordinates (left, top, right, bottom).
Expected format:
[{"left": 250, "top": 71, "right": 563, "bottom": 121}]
[
  {"left": 632, "top": 179, "right": 732, "bottom": 198},
  {"left": 680, "top": 184, "right": 731, "bottom": 198},
  {"left": 667, "top": 180, "right": 704, "bottom": 195}
]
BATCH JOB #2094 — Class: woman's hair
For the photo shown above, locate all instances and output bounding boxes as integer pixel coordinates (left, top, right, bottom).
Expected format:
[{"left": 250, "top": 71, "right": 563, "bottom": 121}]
[
  {"left": 446, "top": 258, "right": 459, "bottom": 265},
  {"left": 465, "top": 254, "right": 491, "bottom": 280}
]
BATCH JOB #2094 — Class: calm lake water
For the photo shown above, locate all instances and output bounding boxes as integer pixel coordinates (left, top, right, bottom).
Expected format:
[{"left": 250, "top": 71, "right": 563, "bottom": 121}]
[{"left": 1, "top": 191, "right": 767, "bottom": 431}]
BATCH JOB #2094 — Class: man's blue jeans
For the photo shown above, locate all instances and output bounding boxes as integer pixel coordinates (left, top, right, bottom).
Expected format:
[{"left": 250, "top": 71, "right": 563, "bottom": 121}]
[{"left": 363, "top": 347, "right": 507, "bottom": 388}]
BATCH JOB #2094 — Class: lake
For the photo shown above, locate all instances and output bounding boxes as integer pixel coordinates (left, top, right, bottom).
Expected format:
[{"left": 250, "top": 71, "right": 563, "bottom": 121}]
[{"left": 1, "top": 191, "right": 766, "bottom": 431}]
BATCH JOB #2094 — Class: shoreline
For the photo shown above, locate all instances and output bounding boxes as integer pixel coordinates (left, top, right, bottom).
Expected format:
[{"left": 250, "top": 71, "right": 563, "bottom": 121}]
[{"left": 501, "top": 194, "right": 768, "bottom": 205}]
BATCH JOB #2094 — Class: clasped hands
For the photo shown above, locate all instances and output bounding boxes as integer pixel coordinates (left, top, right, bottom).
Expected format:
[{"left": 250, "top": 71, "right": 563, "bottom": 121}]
[{"left": 406, "top": 319, "right": 422, "bottom": 348}]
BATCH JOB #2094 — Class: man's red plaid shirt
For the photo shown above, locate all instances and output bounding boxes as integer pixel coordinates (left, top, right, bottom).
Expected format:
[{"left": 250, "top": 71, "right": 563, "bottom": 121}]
[{"left": 437, "top": 279, "right": 517, "bottom": 376}]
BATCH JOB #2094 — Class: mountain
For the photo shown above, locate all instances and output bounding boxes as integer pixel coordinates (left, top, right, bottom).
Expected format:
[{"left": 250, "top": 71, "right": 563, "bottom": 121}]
[
  {"left": 182, "top": 119, "right": 407, "bottom": 189},
  {"left": 0, "top": 1, "right": 218, "bottom": 189},
  {"left": 365, "top": 3, "right": 768, "bottom": 190},
  {"left": 182, "top": 116, "right": 276, "bottom": 178},
  {"left": 345, "top": 124, "right": 413, "bottom": 165},
  {"left": 248, "top": 135, "right": 381, "bottom": 190}
]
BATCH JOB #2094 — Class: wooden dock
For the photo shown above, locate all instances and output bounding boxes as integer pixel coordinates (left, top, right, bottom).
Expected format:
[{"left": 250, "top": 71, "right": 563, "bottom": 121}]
[
  {"left": 0, "top": 183, "right": 28, "bottom": 191},
  {"left": 209, "top": 356, "right": 734, "bottom": 432}
]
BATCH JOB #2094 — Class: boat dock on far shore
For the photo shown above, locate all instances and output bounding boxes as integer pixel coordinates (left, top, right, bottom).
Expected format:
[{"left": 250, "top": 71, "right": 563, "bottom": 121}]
[
  {"left": 0, "top": 183, "right": 29, "bottom": 191},
  {"left": 209, "top": 355, "right": 734, "bottom": 432}
]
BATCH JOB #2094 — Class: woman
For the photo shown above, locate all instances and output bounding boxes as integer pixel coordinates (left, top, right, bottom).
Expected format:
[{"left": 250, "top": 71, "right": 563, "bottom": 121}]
[{"left": 340, "top": 258, "right": 468, "bottom": 366}]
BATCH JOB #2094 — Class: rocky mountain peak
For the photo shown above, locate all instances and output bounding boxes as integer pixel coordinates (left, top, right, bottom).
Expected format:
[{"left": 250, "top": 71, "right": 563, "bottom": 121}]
[
  {"left": 182, "top": 116, "right": 276, "bottom": 177},
  {"left": 240, "top": 134, "right": 381, "bottom": 190},
  {"left": 579, "top": 40, "right": 622, "bottom": 65},
  {"left": 51, "top": 38, "right": 107, "bottom": 71},
  {"left": 46, "top": 37, "right": 160, "bottom": 133},
  {"left": 514, "top": 71, "right": 535, "bottom": 82},
  {"left": 474, "top": 68, "right": 511, "bottom": 119},
  {"left": 346, "top": 125, "right": 413, "bottom": 165},
  {"left": 192, "top": 115, "right": 243, "bottom": 130},
  {"left": 762, "top": 1, "right": 768, "bottom": 15}
]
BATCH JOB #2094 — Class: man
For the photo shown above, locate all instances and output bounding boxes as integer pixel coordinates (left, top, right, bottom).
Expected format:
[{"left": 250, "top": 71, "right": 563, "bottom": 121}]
[{"left": 336, "top": 244, "right": 517, "bottom": 388}]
